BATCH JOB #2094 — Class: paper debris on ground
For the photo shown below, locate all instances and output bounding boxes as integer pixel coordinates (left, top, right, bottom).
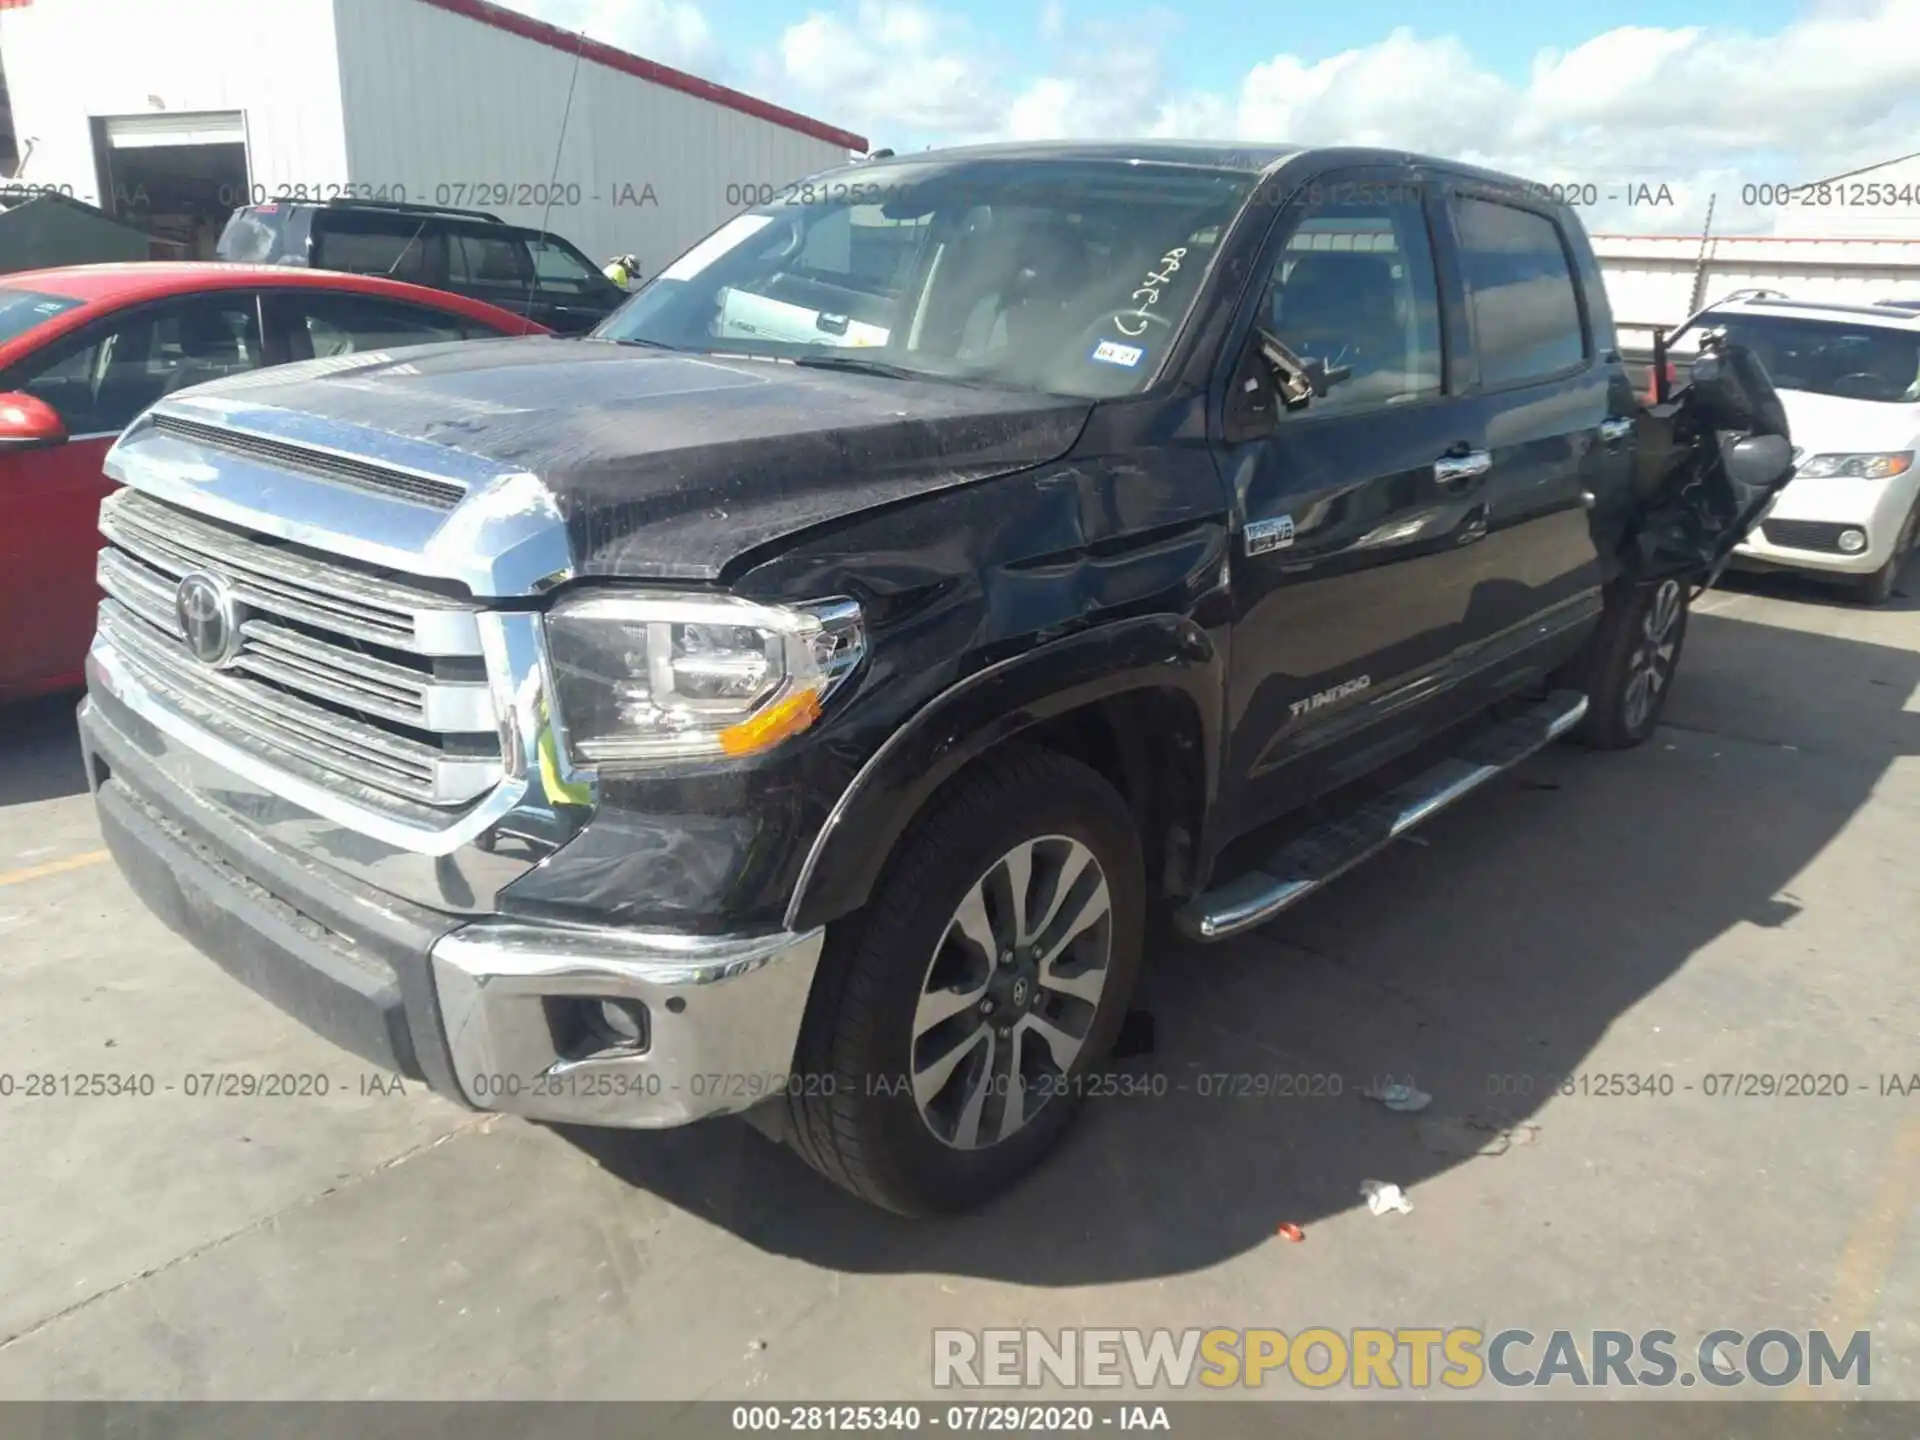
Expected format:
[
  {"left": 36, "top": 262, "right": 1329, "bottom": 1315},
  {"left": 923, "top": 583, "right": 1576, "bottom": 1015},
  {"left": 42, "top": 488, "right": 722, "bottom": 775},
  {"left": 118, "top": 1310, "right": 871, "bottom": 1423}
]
[
  {"left": 1362, "top": 1081, "right": 1433, "bottom": 1113},
  {"left": 1359, "top": 1179, "right": 1413, "bottom": 1216}
]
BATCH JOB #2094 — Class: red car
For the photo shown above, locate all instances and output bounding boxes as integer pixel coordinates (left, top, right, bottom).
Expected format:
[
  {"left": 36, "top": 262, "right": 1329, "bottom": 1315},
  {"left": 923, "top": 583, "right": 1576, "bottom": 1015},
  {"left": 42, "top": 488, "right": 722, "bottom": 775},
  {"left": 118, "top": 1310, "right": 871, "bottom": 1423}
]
[{"left": 0, "top": 264, "right": 548, "bottom": 702}]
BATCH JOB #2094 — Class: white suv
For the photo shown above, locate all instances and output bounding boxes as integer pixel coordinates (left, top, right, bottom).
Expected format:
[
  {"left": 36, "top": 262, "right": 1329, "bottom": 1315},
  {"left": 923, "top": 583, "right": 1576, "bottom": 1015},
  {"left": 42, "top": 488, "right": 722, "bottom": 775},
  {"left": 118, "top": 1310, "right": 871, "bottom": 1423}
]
[{"left": 1671, "top": 296, "right": 1920, "bottom": 604}]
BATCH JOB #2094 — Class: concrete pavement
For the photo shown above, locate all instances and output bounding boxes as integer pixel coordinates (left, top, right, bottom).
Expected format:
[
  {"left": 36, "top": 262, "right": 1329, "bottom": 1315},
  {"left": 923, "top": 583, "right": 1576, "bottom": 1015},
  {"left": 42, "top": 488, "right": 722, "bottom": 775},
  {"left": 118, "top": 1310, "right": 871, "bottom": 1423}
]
[{"left": 2, "top": 565, "right": 1916, "bottom": 1402}]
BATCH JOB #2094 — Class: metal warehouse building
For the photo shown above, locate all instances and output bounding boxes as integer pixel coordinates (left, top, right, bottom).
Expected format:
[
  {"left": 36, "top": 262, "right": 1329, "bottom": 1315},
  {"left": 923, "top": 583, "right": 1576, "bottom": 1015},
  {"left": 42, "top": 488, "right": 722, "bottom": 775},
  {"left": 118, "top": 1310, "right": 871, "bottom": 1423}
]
[
  {"left": 0, "top": 0, "right": 867, "bottom": 271},
  {"left": 1596, "top": 152, "right": 1920, "bottom": 353}
]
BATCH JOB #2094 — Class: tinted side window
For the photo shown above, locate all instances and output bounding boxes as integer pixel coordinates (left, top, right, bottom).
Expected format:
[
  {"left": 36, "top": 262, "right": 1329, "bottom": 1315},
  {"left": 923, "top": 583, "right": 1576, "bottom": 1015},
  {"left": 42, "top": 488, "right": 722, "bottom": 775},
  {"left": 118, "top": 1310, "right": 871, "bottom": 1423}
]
[
  {"left": 315, "top": 220, "right": 438, "bottom": 285},
  {"left": 449, "top": 232, "right": 529, "bottom": 287},
  {"left": 1258, "top": 192, "right": 1444, "bottom": 414},
  {"left": 217, "top": 209, "right": 282, "bottom": 263},
  {"left": 19, "top": 297, "right": 263, "bottom": 433},
  {"left": 1453, "top": 197, "right": 1585, "bottom": 387},
  {"left": 295, "top": 294, "right": 473, "bottom": 356},
  {"left": 529, "top": 237, "right": 606, "bottom": 294}
]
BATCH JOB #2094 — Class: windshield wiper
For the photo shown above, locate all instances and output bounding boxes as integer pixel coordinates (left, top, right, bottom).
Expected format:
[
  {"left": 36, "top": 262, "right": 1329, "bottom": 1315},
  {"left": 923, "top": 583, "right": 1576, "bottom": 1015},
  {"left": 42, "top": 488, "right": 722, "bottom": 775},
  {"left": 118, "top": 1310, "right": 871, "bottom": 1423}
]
[
  {"left": 603, "top": 336, "right": 681, "bottom": 351},
  {"left": 790, "top": 354, "right": 938, "bottom": 382}
]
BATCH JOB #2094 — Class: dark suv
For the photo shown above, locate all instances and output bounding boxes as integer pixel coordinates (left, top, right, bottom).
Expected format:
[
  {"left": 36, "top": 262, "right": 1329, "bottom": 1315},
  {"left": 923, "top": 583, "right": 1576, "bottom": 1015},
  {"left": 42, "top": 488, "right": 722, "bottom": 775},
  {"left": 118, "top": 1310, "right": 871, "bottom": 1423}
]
[
  {"left": 85, "top": 143, "right": 1794, "bottom": 1216},
  {"left": 215, "top": 198, "right": 629, "bottom": 334}
]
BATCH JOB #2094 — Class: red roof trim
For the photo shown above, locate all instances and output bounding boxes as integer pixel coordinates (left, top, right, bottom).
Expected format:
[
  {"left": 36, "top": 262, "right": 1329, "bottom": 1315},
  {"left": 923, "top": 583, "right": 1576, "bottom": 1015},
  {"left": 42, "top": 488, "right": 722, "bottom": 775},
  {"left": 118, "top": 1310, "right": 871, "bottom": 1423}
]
[
  {"left": 1590, "top": 233, "right": 1920, "bottom": 243},
  {"left": 413, "top": 0, "right": 868, "bottom": 153}
]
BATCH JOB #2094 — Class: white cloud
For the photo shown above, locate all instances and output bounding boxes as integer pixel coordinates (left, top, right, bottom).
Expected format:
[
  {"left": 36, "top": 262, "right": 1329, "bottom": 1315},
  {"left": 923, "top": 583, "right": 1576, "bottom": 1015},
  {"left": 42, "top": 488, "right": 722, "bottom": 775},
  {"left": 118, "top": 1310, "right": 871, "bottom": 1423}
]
[
  {"left": 508, "top": 0, "right": 1920, "bottom": 235},
  {"left": 1231, "top": 29, "right": 1516, "bottom": 156},
  {"left": 772, "top": 0, "right": 1001, "bottom": 135}
]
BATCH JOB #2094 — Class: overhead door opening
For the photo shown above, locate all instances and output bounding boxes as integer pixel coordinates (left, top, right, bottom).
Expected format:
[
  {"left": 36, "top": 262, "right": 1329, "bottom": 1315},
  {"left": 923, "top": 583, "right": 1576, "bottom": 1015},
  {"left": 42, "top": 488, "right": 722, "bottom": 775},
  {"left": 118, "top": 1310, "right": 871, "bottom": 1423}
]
[{"left": 91, "top": 111, "right": 250, "bottom": 259}]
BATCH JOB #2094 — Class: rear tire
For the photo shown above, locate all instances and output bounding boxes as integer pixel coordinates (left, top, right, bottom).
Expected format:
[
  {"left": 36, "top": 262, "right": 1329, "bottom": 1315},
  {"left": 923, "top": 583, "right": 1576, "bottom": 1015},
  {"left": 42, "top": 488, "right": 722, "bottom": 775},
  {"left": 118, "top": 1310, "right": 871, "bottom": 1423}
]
[
  {"left": 1565, "top": 576, "right": 1689, "bottom": 750},
  {"left": 783, "top": 746, "right": 1145, "bottom": 1216}
]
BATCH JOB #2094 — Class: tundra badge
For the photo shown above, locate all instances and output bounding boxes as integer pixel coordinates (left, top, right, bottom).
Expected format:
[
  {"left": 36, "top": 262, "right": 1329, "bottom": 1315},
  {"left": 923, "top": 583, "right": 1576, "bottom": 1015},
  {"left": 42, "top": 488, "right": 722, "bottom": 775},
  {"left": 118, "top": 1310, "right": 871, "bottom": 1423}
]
[
  {"left": 1290, "top": 675, "right": 1372, "bottom": 718},
  {"left": 1246, "top": 514, "right": 1296, "bottom": 555}
]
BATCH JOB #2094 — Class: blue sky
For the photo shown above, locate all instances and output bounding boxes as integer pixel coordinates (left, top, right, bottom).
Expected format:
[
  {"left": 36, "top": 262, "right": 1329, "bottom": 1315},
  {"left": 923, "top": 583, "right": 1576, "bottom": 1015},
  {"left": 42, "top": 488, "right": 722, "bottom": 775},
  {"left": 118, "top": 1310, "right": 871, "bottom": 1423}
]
[{"left": 512, "top": 0, "right": 1920, "bottom": 234}]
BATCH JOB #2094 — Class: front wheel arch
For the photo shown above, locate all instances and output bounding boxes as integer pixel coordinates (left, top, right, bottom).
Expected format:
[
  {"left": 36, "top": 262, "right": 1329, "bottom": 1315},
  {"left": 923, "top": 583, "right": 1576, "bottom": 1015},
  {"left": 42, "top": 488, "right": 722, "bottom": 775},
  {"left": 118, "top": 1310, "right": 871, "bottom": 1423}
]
[{"left": 784, "top": 616, "right": 1224, "bottom": 932}]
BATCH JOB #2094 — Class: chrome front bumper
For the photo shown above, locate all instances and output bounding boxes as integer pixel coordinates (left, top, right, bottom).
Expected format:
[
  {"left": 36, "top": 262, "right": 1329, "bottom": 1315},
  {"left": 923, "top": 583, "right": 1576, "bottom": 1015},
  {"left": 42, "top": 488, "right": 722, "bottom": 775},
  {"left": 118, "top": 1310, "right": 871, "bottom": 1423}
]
[
  {"left": 432, "top": 921, "right": 825, "bottom": 1127},
  {"left": 84, "top": 665, "right": 827, "bottom": 1132}
]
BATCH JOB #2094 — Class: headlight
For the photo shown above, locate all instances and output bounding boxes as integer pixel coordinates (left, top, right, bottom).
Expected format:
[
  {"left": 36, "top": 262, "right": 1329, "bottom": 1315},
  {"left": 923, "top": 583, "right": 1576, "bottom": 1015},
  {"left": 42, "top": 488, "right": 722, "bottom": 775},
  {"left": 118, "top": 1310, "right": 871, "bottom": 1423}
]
[
  {"left": 1793, "top": 451, "right": 1913, "bottom": 479},
  {"left": 544, "top": 591, "right": 864, "bottom": 765}
]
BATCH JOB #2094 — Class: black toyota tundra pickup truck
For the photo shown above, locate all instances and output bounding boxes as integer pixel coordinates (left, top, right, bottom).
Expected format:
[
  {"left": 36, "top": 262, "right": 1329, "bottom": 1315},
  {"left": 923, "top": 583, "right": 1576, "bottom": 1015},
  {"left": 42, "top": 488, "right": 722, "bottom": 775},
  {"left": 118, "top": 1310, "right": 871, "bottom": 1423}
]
[{"left": 77, "top": 142, "right": 1795, "bottom": 1216}]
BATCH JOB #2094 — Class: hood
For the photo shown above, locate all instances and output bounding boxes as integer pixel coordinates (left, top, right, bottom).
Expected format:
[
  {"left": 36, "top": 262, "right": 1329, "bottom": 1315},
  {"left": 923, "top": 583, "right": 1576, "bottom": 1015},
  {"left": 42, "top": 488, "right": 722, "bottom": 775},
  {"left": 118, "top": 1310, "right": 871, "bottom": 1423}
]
[
  {"left": 1775, "top": 388, "right": 1920, "bottom": 458},
  {"left": 163, "top": 337, "right": 1093, "bottom": 582}
]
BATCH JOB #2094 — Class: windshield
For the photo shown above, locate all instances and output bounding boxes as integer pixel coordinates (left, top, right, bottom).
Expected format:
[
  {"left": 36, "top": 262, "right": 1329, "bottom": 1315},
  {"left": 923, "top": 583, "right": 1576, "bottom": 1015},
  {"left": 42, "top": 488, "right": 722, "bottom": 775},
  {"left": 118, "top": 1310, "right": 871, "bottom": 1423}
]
[
  {"left": 595, "top": 159, "right": 1259, "bottom": 399},
  {"left": 1676, "top": 312, "right": 1920, "bottom": 403},
  {"left": 0, "top": 288, "right": 84, "bottom": 347}
]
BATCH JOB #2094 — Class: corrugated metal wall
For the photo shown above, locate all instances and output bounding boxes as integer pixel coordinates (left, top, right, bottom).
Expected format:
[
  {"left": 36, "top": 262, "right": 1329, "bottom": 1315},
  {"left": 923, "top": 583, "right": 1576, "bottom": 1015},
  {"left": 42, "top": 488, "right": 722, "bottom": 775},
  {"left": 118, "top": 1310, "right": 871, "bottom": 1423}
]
[
  {"left": 1594, "top": 235, "right": 1920, "bottom": 353},
  {"left": 0, "top": 0, "right": 348, "bottom": 206},
  {"left": 331, "top": 0, "right": 853, "bottom": 276}
]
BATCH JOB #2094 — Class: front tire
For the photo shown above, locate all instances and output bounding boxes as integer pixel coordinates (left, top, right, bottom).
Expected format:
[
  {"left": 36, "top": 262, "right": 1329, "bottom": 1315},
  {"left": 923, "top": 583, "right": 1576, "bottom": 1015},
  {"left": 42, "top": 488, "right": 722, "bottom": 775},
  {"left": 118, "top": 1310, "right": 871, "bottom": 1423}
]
[
  {"left": 1853, "top": 502, "right": 1918, "bottom": 606},
  {"left": 1567, "top": 576, "right": 1689, "bottom": 750},
  {"left": 783, "top": 746, "right": 1145, "bottom": 1216}
]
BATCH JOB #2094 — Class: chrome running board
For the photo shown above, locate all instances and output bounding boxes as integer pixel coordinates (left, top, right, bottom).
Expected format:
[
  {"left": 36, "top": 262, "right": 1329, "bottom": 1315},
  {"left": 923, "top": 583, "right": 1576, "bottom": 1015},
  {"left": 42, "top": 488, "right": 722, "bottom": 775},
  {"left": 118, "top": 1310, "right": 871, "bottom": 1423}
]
[{"left": 1177, "top": 690, "right": 1590, "bottom": 942}]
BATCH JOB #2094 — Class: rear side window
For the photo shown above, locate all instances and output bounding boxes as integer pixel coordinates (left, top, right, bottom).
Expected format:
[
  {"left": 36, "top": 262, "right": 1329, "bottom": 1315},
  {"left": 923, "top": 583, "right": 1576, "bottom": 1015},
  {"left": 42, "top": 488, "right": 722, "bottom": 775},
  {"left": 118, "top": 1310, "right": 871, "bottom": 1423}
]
[
  {"left": 449, "top": 232, "right": 529, "bottom": 287},
  {"left": 217, "top": 209, "right": 282, "bottom": 263},
  {"left": 315, "top": 220, "right": 439, "bottom": 285},
  {"left": 1452, "top": 197, "right": 1586, "bottom": 387}
]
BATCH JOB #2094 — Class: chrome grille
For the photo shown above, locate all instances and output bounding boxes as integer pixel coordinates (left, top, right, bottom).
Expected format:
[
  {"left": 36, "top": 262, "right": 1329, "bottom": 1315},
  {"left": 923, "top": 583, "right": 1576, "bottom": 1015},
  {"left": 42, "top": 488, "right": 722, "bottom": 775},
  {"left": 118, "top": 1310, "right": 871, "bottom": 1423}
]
[{"left": 97, "top": 488, "right": 501, "bottom": 809}]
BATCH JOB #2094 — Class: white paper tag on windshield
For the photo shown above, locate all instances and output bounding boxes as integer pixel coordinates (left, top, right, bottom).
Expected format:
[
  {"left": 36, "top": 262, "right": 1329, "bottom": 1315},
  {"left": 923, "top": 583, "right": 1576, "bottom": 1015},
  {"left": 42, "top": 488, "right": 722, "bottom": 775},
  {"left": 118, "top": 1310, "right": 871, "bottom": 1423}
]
[
  {"left": 1092, "top": 339, "right": 1145, "bottom": 368},
  {"left": 660, "top": 213, "right": 775, "bottom": 283}
]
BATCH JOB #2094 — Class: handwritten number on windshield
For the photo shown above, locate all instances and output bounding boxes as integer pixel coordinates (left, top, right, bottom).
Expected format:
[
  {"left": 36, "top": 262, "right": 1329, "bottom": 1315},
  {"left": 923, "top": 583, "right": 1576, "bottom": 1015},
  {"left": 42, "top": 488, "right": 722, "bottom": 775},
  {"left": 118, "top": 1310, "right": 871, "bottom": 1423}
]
[{"left": 1114, "top": 247, "right": 1188, "bottom": 337}]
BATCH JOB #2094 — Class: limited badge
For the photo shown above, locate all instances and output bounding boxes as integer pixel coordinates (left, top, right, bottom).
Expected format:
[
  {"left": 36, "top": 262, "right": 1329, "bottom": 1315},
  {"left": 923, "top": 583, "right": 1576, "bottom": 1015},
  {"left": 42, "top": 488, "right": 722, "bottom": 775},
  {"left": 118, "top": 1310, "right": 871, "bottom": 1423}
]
[
  {"left": 1245, "top": 514, "right": 1296, "bottom": 555},
  {"left": 1091, "top": 339, "right": 1145, "bottom": 368}
]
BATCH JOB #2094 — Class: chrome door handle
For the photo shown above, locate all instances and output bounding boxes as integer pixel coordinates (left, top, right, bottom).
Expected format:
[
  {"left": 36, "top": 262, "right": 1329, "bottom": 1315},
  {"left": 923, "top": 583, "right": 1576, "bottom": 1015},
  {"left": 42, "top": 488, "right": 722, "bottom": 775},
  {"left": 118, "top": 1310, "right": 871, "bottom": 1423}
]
[
  {"left": 1434, "top": 449, "right": 1492, "bottom": 486},
  {"left": 1599, "top": 416, "right": 1634, "bottom": 443}
]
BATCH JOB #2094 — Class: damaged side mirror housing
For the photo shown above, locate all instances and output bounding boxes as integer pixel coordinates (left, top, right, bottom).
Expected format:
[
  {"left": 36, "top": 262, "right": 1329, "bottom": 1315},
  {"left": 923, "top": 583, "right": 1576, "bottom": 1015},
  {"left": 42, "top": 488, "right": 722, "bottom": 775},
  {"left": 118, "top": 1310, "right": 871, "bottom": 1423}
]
[
  {"left": 1223, "top": 342, "right": 1279, "bottom": 443},
  {"left": 1722, "top": 433, "right": 1795, "bottom": 507}
]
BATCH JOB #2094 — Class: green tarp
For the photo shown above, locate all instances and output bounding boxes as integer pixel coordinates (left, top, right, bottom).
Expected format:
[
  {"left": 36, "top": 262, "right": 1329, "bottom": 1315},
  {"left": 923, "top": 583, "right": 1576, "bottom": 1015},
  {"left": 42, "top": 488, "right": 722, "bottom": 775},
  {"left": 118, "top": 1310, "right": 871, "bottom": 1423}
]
[{"left": 0, "top": 192, "right": 153, "bottom": 274}]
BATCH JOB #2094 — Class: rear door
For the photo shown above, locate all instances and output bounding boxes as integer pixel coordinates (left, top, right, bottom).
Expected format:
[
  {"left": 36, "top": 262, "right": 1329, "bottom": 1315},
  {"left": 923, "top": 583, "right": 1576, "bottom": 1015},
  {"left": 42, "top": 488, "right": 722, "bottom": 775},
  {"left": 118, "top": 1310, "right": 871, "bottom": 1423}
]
[
  {"left": 1424, "top": 177, "right": 1620, "bottom": 677},
  {"left": 1213, "top": 166, "right": 1488, "bottom": 834},
  {"left": 0, "top": 292, "right": 267, "bottom": 693}
]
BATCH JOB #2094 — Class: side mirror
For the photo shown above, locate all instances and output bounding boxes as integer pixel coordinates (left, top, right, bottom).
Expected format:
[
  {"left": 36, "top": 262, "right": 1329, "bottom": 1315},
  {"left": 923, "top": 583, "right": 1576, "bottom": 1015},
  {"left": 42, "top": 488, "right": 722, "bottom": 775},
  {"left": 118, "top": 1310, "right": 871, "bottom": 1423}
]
[
  {"left": 1254, "top": 327, "right": 1351, "bottom": 409},
  {"left": 1723, "top": 433, "right": 1795, "bottom": 503},
  {"left": 0, "top": 393, "right": 68, "bottom": 453}
]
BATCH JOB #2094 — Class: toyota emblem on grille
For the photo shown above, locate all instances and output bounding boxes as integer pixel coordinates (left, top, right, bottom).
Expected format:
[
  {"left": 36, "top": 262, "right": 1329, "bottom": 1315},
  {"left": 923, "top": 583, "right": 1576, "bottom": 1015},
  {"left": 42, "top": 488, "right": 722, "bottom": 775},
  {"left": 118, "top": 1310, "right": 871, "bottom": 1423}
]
[{"left": 174, "top": 570, "right": 244, "bottom": 667}]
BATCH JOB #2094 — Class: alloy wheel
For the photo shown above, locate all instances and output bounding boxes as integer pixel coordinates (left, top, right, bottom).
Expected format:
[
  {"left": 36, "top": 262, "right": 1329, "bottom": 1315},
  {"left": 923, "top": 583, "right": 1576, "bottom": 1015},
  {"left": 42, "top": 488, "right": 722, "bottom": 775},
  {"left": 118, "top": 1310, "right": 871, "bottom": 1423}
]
[
  {"left": 909, "top": 835, "right": 1113, "bottom": 1150},
  {"left": 1623, "top": 578, "right": 1683, "bottom": 734}
]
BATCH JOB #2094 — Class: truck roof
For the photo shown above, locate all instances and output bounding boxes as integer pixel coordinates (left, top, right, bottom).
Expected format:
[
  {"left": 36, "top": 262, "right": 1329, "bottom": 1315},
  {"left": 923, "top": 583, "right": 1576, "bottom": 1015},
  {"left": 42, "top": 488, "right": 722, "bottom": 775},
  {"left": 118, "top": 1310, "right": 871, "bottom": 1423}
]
[{"left": 842, "top": 141, "right": 1566, "bottom": 196}]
